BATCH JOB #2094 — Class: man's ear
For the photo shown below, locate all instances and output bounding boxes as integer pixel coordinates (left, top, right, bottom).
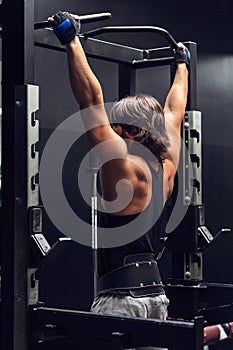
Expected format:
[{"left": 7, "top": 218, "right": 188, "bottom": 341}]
[
  {"left": 113, "top": 124, "right": 135, "bottom": 140},
  {"left": 113, "top": 124, "right": 123, "bottom": 136},
  {"left": 125, "top": 131, "right": 134, "bottom": 140}
]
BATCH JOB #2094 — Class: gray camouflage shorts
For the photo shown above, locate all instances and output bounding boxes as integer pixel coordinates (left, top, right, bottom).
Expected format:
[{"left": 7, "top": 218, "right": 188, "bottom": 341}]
[{"left": 91, "top": 292, "right": 169, "bottom": 350}]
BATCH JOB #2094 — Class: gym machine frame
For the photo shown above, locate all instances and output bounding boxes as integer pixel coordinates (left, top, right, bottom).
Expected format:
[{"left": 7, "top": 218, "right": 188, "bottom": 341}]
[
  {"left": 34, "top": 19, "right": 233, "bottom": 320},
  {"left": 0, "top": 1, "right": 231, "bottom": 349},
  {"left": 34, "top": 20, "right": 233, "bottom": 328}
]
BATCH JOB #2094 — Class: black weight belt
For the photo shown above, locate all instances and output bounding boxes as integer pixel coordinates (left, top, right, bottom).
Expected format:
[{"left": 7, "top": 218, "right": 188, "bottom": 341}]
[{"left": 97, "top": 253, "right": 164, "bottom": 296}]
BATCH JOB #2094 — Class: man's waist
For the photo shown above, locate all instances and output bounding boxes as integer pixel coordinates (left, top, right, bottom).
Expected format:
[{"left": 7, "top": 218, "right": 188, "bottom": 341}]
[{"left": 97, "top": 253, "right": 164, "bottom": 296}]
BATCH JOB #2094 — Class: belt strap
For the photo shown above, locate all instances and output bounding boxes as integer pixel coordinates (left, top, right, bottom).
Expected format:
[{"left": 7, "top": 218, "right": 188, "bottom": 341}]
[{"left": 98, "top": 253, "right": 164, "bottom": 294}]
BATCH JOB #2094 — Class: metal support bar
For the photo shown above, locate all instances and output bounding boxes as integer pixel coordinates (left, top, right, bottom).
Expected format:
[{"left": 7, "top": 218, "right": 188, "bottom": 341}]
[
  {"left": 34, "top": 29, "right": 179, "bottom": 66},
  {"left": 14, "top": 85, "right": 40, "bottom": 207},
  {"left": 166, "top": 282, "right": 233, "bottom": 321},
  {"left": 1, "top": 84, "right": 40, "bottom": 350},
  {"left": 146, "top": 46, "right": 172, "bottom": 59},
  {"left": 165, "top": 40, "right": 206, "bottom": 321},
  {"left": 184, "top": 252, "right": 203, "bottom": 281},
  {"left": 199, "top": 303, "right": 233, "bottom": 325},
  {"left": 165, "top": 205, "right": 205, "bottom": 291},
  {"left": 183, "top": 111, "right": 202, "bottom": 206},
  {"left": 166, "top": 284, "right": 204, "bottom": 320},
  {"left": 34, "top": 12, "right": 112, "bottom": 30},
  {"left": 0, "top": 0, "right": 35, "bottom": 348},
  {"left": 35, "top": 29, "right": 146, "bottom": 63},
  {"left": 82, "top": 26, "right": 179, "bottom": 49},
  {"left": 119, "top": 63, "right": 136, "bottom": 99},
  {"left": 132, "top": 57, "right": 174, "bottom": 68},
  {"left": 185, "top": 42, "right": 197, "bottom": 110},
  {"left": 0, "top": 5, "right": 2, "bottom": 25},
  {"left": 200, "top": 282, "right": 233, "bottom": 304},
  {"left": 32, "top": 307, "right": 204, "bottom": 350},
  {"left": 1, "top": 1, "right": 34, "bottom": 83},
  {"left": 87, "top": 152, "right": 100, "bottom": 299}
]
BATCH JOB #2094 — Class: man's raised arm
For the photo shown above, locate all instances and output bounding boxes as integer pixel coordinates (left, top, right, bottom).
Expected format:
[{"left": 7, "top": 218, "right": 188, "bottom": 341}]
[
  {"left": 48, "top": 11, "right": 126, "bottom": 155},
  {"left": 164, "top": 43, "right": 189, "bottom": 131},
  {"left": 163, "top": 44, "right": 189, "bottom": 165}
]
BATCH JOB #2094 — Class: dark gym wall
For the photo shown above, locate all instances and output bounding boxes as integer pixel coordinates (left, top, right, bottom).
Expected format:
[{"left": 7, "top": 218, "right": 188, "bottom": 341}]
[
  {"left": 200, "top": 55, "right": 233, "bottom": 284},
  {"left": 33, "top": 0, "right": 233, "bottom": 314}
]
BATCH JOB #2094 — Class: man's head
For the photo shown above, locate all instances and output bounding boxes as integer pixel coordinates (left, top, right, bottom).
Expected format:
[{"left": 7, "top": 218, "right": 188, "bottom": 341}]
[{"left": 110, "top": 94, "right": 170, "bottom": 163}]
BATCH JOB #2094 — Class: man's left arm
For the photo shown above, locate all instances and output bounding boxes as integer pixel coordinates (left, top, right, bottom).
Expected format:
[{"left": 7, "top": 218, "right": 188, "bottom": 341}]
[{"left": 163, "top": 44, "right": 189, "bottom": 166}]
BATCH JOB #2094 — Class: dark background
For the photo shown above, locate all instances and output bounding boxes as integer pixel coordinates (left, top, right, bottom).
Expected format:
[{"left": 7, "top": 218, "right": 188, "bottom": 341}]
[{"left": 25, "top": 0, "right": 233, "bottom": 348}]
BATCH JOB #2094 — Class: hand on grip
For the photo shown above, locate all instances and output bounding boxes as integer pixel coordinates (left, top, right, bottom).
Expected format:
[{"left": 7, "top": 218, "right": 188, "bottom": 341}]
[{"left": 49, "top": 11, "right": 81, "bottom": 45}]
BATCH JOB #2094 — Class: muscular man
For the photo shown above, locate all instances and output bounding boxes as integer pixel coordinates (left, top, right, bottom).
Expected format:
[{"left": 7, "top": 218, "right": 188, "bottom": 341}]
[{"left": 49, "top": 11, "right": 189, "bottom": 349}]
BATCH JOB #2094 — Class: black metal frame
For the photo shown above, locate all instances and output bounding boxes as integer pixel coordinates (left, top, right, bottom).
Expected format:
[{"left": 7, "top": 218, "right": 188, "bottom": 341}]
[
  {"left": 34, "top": 27, "right": 196, "bottom": 102},
  {"left": 32, "top": 307, "right": 204, "bottom": 350},
  {"left": 0, "top": 1, "right": 36, "bottom": 349}
]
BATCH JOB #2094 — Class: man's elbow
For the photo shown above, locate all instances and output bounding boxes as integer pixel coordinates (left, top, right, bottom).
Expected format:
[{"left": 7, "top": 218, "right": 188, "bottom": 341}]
[{"left": 78, "top": 91, "right": 104, "bottom": 109}]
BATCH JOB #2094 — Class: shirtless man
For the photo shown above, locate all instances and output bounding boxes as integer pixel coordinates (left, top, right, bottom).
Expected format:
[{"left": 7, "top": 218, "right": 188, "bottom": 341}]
[{"left": 49, "top": 11, "right": 189, "bottom": 349}]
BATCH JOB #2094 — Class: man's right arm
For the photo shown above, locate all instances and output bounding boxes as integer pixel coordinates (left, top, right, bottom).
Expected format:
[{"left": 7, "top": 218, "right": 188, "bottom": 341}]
[
  {"left": 66, "top": 36, "right": 112, "bottom": 140},
  {"left": 49, "top": 12, "right": 127, "bottom": 157},
  {"left": 67, "top": 36, "right": 103, "bottom": 108}
]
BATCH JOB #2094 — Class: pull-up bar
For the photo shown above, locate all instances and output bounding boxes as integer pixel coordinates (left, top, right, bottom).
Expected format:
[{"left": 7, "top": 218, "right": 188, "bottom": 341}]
[
  {"left": 34, "top": 13, "right": 178, "bottom": 50},
  {"left": 34, "top": 12, "right": 112, "bottom": 30},
  {"left": 82, "top": 26, "right": 179, "bottom": 49}
]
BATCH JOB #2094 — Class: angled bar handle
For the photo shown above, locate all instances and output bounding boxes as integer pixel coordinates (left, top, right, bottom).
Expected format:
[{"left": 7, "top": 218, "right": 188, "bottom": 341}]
[
  {"left": 34, "top": 12, "right": 112, "bottom": 30},
  {"left": 82, "top": 26, "right": 179, "bottom": 49}
]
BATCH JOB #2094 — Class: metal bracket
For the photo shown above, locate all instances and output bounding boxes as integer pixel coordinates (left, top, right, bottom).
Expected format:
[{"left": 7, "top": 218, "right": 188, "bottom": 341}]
[
  {"left": 183, "top": 252, "right": 203, "bottom": 280},
  {"left": 28, "top": 268, "right": 39, "bottom": 306},
  {"left": 182, "top": 111, "right": 202, "bottom": 206},
  {"left": 27, "top": 85, "right": 39, "bottom": 207},
  {"left": 15, "top": 84, "right": 40, "bottom": 208}
]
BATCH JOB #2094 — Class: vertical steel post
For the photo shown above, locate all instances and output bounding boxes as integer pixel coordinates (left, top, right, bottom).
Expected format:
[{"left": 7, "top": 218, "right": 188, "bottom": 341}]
[
  {"left": 186, "top": 42, "right": 197, "bottom": 111},
  {"left": 167, "top": 41, "right": 204, "bottom": 319},
  {"left": 0, "top": 0, "right": 35, "bottom": 349},
  {"left": 119, "top": 63, "right": 136, "bottom": 99}
]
